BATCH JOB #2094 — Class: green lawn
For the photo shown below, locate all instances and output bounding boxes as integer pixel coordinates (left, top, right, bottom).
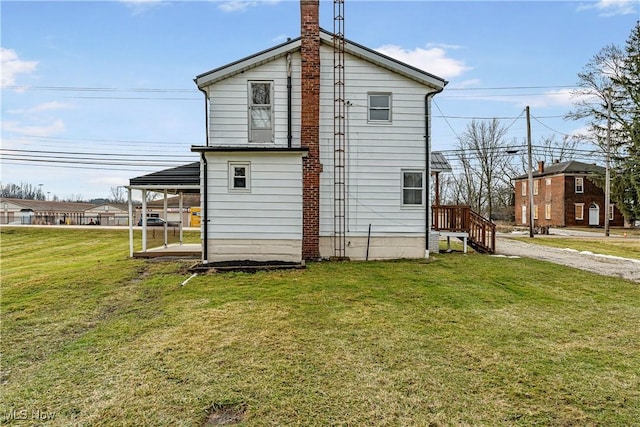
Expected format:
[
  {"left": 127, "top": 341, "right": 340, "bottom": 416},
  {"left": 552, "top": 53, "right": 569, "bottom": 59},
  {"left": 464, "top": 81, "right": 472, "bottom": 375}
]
[{"left": 2, "top": 227, "right": 639, "bottom": 426}]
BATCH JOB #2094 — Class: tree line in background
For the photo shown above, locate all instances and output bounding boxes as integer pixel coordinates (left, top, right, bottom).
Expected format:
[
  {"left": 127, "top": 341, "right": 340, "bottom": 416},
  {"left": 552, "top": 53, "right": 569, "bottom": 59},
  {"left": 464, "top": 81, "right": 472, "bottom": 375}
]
[
  {"left": 0, "top": 183, "right": 155, "bottom": 204},
  {"left": 440, "top": 21, "right": 639, "bottom": 225}
]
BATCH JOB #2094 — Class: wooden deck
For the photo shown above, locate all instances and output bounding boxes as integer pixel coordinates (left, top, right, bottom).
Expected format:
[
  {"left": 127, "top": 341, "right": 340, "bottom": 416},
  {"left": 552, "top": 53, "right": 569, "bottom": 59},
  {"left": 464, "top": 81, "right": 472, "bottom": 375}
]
[
  {"left": 432, "top": 205, "right": 496, "bottom": 254},
  {"left": 133, "top": 243, "right": 202, "bottom": 258}
]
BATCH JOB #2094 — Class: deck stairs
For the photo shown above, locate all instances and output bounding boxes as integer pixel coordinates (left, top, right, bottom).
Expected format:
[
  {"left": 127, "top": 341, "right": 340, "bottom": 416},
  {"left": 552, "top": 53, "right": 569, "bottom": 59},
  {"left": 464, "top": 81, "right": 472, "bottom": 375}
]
[{"left": 432, "top": 205, "right": 496, "bottom": 254}]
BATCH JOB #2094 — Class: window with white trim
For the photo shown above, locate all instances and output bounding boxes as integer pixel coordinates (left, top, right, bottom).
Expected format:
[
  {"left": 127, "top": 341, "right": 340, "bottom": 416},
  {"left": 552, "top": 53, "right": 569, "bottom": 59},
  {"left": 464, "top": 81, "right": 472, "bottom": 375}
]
[
  {"left": 545, "top": 203, "right": 552, "bottom": 220},
  {"left": 229, "top": 162, "right": 250, "bottom": 191},
  {"left": 368, "top": 93, "right": 392, "bottom": 122},
  {"left": 402, "top": 170, "right": 423, "bottom": 206},
  {"left": 546, "top": 178, "right": 552, "bottom": 186},
  {"left": 521, "top": 181, "right": 527, "bottom": 197},
  {"left": 575, "top": 203, "right": 584, "bottom": 220},
  {"left": 575, "top": 177, "right": 584, "bottom": 194},
  {"left": 248, "top": 81, "right": 273, "bottom": 143},
  {"left": 534, "top": 204, "right": 539, "bottom": 220},
  {"left": 609, "top": 204, "right": 615, "bottom": 220},
  {"left": 534, "top": 179, "right": 539, "bottom": 195},
  {"left": 521, "top": 205, "right": 527, "bottom": 224}
]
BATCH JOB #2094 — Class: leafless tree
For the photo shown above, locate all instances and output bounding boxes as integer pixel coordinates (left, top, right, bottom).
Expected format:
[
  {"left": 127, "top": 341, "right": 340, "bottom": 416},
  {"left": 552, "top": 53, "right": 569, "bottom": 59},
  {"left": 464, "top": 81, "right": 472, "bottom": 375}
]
[
  {"left": 109, "top": 186, "right": 126, "bottom": 204},
  {"left": 453, "top": 119, "right": 512, "bottom": 220}
]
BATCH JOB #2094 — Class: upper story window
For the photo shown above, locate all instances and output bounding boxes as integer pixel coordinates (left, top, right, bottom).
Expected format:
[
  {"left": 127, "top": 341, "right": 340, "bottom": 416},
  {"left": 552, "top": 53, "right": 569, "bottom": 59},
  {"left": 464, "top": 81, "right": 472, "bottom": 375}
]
[
  {"left": 368, "top": 93, "right": 392, "bottom": 123},
  {"left": 546, "top": 178, "right": 552, "bottom": 186},
  {"left": 229, "top": 162, "right": 250, "bottom": 192},
  {"left": 521, "top": 181, "right": 527, "bottom": 197},
  {"left": 575, "top": 177, "right": 584, "bottom": 194},
  {"left": 533, "top": 179, "right": 539, "bottom": 195},
  {"left": 402, "top": 170, "right": 423, "bottom": 206},
  {"left": 248, "top": 81, "right": 273, "bottom": 143}
]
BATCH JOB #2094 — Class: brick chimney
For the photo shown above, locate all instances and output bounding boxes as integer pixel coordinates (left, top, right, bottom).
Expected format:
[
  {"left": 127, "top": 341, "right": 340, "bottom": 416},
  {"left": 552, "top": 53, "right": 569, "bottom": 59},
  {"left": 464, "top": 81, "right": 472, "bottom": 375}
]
[
  {"left": 301, "top": 0, "right": 321, "bottom": 260},
  {"left": 538, "top": 160, "right": 545, "bottom": 173}
]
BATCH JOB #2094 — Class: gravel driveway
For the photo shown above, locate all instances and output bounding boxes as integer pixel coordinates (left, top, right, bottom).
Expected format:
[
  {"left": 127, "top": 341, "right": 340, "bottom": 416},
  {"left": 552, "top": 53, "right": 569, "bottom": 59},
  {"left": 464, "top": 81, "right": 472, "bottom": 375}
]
[{"left": 495, "top": 233, "right": 640, "bottom": 283}]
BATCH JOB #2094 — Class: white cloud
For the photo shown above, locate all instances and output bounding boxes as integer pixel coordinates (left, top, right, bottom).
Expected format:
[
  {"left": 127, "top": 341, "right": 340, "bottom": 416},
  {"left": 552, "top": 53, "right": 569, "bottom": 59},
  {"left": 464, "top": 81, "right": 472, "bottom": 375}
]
[
  {"left": 118, "top": 0, "right": 166, "bottom": 15},
  {"left": 1, "top": 48, "right": 38, "bottom": 88},
  {"left": 449, "top": 79, "right": 482, "bottom": 89},
  {"left": 88, "top": 174, "right": 129, "bottom": 187},
  {"left": 577, "top": 0, "right": 637, "bottom": 16},
  {"left": 8, "top": 102, "right": 73, "bottom": 115},
  {"left": 217, "top": 0, "right": 281, "bottom": 13},
  {"left": 527, "top": 89, "right": 576, "bottom": 108},
  {"left": 271, "top": 34, "right": 290, "bottom": 44},
  {"left": 2, "top": 119, "right": 66, "bottom": 137},
  {"left": 375, "top": 44, "right": 472, "bottom": 79},
  {"left": 426, "top": 42, "right": 464, "bottom": 50}
]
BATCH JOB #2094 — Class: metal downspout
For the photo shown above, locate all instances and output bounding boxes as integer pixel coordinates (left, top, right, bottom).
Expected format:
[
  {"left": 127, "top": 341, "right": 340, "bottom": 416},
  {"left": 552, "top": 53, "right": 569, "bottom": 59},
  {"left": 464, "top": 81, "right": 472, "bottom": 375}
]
[
  {"left": 425, "top": 88, "right": 444, "bottom": 257},
  {"left": 287, "top": 52, "right": 292, "bottom": 148},
  {"left": 198, "top": 86, "right": 209, "bottom": 263}
]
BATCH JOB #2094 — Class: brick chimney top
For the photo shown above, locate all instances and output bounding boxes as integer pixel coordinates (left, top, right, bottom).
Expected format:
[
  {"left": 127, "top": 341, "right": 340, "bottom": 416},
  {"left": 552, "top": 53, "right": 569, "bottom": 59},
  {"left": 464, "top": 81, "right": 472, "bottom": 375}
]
[{"left": 538, "top": 160, "right": 545, "bottom": 173}]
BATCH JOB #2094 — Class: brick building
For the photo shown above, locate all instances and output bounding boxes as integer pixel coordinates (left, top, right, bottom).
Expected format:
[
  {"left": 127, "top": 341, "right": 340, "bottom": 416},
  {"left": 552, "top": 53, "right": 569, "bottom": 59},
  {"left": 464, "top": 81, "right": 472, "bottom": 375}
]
[{"left": 514, "top": 160, "right": 624, "bottom": 228}]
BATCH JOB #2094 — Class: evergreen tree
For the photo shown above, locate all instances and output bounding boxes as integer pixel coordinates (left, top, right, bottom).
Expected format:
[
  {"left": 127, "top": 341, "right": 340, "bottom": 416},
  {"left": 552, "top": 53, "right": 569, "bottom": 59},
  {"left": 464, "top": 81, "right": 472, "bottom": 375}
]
[{"left": 567, "top": 21, "right": 640, "bottom": 222}]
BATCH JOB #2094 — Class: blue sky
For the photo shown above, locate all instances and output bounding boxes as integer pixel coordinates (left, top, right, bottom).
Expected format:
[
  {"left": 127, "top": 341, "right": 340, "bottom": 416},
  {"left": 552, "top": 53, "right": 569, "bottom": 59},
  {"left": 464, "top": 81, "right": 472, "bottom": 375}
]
[{"left": 2, "top": 0, "right": 638, "bottom": 201}]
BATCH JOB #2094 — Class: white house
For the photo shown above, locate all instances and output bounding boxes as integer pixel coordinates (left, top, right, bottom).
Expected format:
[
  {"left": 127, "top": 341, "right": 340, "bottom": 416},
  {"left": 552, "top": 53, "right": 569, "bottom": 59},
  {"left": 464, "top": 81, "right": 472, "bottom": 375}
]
[{"left": 192, "top": 0, "right": 447, "bottom": 263}]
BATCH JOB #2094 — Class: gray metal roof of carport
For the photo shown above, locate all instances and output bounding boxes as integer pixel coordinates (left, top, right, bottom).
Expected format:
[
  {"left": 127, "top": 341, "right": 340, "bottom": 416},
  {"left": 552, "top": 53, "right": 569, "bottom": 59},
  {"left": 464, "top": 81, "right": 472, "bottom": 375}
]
[{"left": 126, "top": 162, "right": 202, "bottom": 258}]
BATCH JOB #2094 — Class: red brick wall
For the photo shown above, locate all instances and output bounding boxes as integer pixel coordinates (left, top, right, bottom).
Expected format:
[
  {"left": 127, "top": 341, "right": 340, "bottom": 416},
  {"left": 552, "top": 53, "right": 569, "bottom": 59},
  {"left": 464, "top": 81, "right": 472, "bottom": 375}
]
[
  {"left": 301, "top": 0, "right": 321, "bottom": 260},
  {"left": 514, "top": 174, "right": 624, "bottom": 228}
]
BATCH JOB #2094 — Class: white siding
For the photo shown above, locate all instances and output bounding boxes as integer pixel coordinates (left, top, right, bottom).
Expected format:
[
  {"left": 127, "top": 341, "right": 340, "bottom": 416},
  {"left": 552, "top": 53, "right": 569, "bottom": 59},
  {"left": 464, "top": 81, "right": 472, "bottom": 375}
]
[
  {"left": 318, "top": 46, "right": 428, "bottom": 237},
  {"left": 204, "top": 152, "right": 303, "bottom": 241},
  {"left": 206, "top": 55, "right": 302, "bottom": 149}
]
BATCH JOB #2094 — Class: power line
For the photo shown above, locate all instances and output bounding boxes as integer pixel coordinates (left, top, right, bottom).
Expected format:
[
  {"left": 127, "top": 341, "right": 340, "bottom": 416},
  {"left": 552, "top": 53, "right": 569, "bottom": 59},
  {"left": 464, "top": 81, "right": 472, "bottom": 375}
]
[
  {"left": 0, "top": 159, "right": 166, "bottom": 173},
  {"left": 2, "top": 148, "right": 196, "bottom": 159},
  {"left": 1, "top": 156, "right": 184, "bottom": 168},
  {"left": 445, "top": 85, "right": 578, "bottom": 91},
  {"left": 5, "top": 85, "right": 197, "bottom": 93},
  {"left": 9, "top": 135, "right": 198, "bottom": 146}
]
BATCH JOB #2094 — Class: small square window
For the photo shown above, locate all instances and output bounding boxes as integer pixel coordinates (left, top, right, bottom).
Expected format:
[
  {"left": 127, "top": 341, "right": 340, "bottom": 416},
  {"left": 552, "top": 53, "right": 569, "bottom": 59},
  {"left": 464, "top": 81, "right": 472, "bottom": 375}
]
[
  {"left": 368, "top": 93, "right": 391, "bottom": 122},
  {"left": 229, "top": 162, "right": 250, "bottom": 191},
  {"left": 575, "top": 177, "right": 584, "bottom": 194},
  {"left": 402, "top": 171, "right": 423, "bottom": 206}
]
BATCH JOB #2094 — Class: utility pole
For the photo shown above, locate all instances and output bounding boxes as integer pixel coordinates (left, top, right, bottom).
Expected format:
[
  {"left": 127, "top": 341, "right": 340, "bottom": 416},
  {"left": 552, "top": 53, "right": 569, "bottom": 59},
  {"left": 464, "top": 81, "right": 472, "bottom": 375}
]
[
  {"left": 526, "top": 106, "right": 534, "bottom": 238},
  {"left": 605, "top": 90, "right": 611, "bottom": 237}
]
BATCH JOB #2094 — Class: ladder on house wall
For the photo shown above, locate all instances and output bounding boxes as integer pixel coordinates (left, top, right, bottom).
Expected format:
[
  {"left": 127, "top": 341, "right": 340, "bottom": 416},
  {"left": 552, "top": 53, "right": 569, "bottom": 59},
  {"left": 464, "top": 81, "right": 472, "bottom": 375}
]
[{"left": 333, "top": 0, "right": 347, "bottom": 258}]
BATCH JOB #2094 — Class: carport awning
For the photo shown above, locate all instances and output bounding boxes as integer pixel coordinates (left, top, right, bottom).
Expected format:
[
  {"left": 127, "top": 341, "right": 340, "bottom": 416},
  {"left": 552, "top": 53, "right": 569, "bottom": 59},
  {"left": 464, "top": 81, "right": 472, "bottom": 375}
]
[{"left": 128, "top": 162, "right": 200, "bottom": 193}]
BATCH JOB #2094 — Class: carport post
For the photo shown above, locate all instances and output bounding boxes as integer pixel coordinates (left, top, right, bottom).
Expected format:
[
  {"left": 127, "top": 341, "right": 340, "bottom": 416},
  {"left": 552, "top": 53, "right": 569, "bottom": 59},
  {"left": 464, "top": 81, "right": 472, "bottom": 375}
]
[
  {"left": 142, "top": 190, "right": 147, "bottom": 252},
  {"left": 179, "top": 192, "right": 184, "bottom": 245},
  {"left": 128, "top": 187, "right": 134, "bottom": 257},
  {"left": 163, "top": 190, "right": 168, "bottom": 248}
]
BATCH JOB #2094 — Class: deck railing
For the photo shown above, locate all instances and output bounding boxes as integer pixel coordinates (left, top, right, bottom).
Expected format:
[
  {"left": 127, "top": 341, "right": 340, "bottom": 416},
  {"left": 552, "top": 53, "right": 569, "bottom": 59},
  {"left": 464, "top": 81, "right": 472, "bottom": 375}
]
[{"left": 432, "top": 205, "right": 496, "bottom": 253}]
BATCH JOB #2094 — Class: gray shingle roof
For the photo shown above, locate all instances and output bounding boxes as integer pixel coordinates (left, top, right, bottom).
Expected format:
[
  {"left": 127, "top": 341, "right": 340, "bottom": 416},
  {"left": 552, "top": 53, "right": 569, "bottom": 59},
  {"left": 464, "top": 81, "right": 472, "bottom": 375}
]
[
  {"left": 431, "top": 152, "right": 452, "bottom": 173},
  {"left": 129, "top": 162, "right": 200, "bottom": 192},
  {"left": 515, "top": 160, "right": 604, "bottom": 180},
  {"left": 0, "top": 198, "right": 96, "bottom": 212}
]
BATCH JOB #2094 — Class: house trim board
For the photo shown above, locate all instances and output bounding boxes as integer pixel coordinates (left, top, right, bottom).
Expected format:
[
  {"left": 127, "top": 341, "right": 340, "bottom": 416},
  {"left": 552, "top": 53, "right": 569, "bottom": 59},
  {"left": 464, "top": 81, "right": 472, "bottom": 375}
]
[{"left": 195, "top": 30, "right": 447, "bottom": 91}]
